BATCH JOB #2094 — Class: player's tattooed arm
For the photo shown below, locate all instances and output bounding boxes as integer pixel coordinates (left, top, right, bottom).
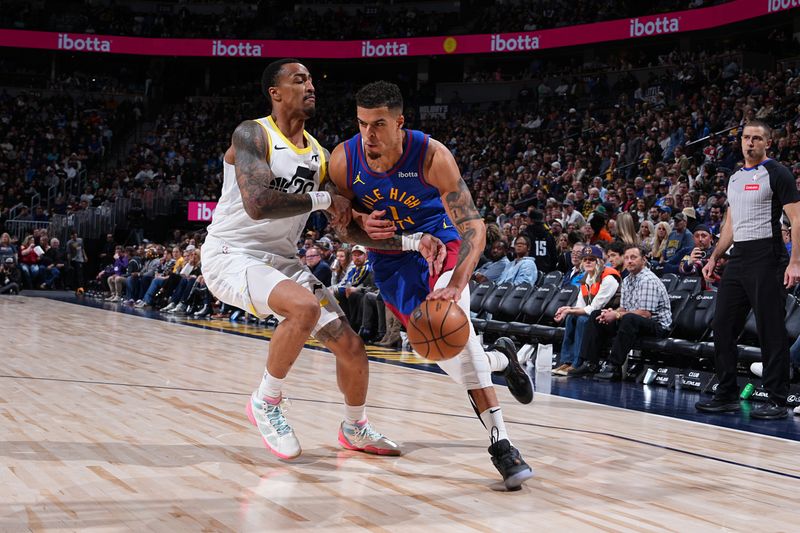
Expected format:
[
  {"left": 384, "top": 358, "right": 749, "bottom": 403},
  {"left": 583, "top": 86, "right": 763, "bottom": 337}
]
[
  {"left": 232, "top": 120, "right": 312, "bottom": 220},
  {"left": 330, "top": 215, "right": 446, "bottom": 275},
  {"left": 319, "top": 179, "right": 400, "bottom": 249},
  {"left": 426, "top": 139, "right": 486, "bottom": 299},
  {"left": 445, "top": 178, "right": 483, "bottom": 267},
  {"left": 326, "top": 214, "right": 405, "bottom": 251}
]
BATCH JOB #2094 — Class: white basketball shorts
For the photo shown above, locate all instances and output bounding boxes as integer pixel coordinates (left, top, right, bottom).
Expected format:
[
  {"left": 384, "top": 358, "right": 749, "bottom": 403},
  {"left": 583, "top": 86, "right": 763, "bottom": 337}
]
[{"left": 202, "top": 236, "right": 344, "bottom": 336}]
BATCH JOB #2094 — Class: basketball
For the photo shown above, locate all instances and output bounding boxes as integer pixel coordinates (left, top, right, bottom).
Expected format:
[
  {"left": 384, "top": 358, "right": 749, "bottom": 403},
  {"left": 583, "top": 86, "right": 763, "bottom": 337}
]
[{"left": 407, "top": 300, "right": 470, "bottom": 361}]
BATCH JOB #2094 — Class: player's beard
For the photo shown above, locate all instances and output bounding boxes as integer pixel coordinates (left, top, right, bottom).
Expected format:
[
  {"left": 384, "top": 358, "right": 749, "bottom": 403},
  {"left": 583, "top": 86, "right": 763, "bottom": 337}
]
[
  {"left": 366, "top": 150, "right": 381, "bottom": 160},
  {"left": 304, "top": 104, "right": 316, "bottom": 118}
]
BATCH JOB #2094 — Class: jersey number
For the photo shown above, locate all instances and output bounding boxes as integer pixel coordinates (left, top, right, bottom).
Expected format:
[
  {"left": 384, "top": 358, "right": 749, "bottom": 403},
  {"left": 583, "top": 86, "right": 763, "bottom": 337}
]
[
  {"left": 269, "top": 166, "right": 316, "bottom": 194},
  {"left": 535, "top": 241, "right": 547, "bottom": 256}
]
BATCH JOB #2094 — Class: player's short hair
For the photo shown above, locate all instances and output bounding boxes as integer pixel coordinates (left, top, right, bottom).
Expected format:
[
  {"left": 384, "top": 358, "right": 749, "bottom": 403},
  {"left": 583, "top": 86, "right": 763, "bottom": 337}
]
[
  {"left": 744, "top": 119, "right": 772, "bottom": 139},
  {"left": 355, "top": 81, "right": 403, "bottom": 113},
  {"left": 261, "top": 58, "right": 302, "bottom": 99}
]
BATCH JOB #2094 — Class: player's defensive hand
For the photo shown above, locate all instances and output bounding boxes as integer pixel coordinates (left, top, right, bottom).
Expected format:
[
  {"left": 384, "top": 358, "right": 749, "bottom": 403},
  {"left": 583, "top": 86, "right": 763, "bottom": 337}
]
[
  {"left": 364, "top": 210, "right": 397, "bottom": 240},
  {"left": 327, "top": 194, "right": 352, "bottom": 231},
  {"left": 427, "top": 286, "right": 461, "bottom": 302},
  {"left": 419, "top": 234, "right": 447, "bottom": 277}
]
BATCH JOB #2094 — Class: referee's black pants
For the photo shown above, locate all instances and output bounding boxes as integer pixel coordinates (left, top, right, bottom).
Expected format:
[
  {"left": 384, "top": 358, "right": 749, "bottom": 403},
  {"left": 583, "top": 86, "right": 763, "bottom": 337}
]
[{"left": 713, "top": 239, "right": 790, "bottom": 404}]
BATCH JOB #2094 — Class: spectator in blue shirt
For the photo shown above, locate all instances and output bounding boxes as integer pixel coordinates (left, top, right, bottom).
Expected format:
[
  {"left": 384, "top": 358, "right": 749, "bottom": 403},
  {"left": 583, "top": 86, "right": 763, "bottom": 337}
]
[
  {"left": 497, "top": 236, "right": 538, "bottom": 285},
  {"left": 305, "top": 245, "right": 332, "bottom": 287},
  {"left": 333, "top": 245, "right": 374, "bottom": 328},
  {"left": 473, "top": 240, "right": 510, "bottom": 283},
  {"left": 662, "top": 212, "right": 694, "bottom": 261}
]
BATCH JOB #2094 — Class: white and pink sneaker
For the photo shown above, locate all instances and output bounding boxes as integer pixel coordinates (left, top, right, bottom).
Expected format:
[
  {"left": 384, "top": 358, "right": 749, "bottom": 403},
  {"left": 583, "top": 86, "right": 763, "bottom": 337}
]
[
  {"left": 338, "top": 420, "right": 401, "bottom": 456},
  {"left": 246, "top": 392, "right": 301, "bottom": 460}
]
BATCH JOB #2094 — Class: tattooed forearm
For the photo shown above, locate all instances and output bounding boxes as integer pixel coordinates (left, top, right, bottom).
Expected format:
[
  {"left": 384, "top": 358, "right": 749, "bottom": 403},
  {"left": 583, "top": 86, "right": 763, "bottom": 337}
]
[
  {"left": 445, "top": 180, "right": 483, "bottom": 227},
  {"left": 456, "top": 227, "right": 476, "bottom": 265},
  {"left": 233, "top": 120, "right": 313, "bottom": 220},
  {"left": 332, "top": 217, "right": 404, "bottom": 250},
  {"left": 444, "top": 178, "right": 485, "bottom": 288}
]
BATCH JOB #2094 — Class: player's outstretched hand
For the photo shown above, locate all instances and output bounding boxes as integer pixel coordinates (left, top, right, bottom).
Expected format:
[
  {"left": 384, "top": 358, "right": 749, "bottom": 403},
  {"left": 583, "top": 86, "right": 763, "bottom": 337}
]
[
  {"left": 427, "top": 286, "right": 461, "bottom": 302},
  {"left": 327, "top": 194, "right": 353, "bottom": 231},
  {"left": 419, "top": 233, "right": 447, "bottom": 277},
  {"left": 364, "top": 210, "right": 397, "bottom": 240}
]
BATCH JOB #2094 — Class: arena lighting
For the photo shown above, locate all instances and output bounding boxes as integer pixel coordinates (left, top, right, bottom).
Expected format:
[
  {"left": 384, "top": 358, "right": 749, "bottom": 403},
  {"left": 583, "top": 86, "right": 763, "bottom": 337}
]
[{"left": 0, "top": 0, "right": 795, "bottom": 59}]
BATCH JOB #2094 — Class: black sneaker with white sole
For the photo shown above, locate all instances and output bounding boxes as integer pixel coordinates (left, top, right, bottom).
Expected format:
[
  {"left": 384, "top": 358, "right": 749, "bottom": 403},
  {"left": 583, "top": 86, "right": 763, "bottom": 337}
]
[
  {"left": 488, "top": 437, "right": 534, "bottom": 490},
  {"left": 491, "top": 337, "right": 534, "bottom": 404}
]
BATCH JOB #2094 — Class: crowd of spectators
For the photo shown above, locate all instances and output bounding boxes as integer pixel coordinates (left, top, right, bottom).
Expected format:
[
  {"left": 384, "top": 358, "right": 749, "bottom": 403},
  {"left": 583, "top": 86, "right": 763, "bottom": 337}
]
[
  {"left": 467, "top": 0, "right": 726, "bottom": 36},
  {"left": 0, "top": 91, "right": 141, "bottom": 227},
  {"left": 117, "top": 99, "right": 243, "bottom": 203},
  {"left": 2, "top": 8, "right": 799, "bottom": 395},
  {"left": 0, "top": 0, "right": 729, "bottom": 40}
]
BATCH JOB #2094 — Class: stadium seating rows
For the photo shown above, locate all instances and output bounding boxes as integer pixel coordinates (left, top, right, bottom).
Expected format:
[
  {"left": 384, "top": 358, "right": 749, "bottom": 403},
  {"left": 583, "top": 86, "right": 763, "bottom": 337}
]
[{"left": 470, "top": 274, "right": 800, "bottom": 368}]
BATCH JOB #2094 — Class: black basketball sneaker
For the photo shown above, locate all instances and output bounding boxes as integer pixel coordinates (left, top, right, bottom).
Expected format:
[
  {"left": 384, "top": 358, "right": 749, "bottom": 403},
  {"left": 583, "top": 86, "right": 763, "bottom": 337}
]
[
  {"left": 491, "top": 337, "right": 534, "bottom": 404},
  {"left": 488, "top": 436, "right": 534, "bottom": 490}
]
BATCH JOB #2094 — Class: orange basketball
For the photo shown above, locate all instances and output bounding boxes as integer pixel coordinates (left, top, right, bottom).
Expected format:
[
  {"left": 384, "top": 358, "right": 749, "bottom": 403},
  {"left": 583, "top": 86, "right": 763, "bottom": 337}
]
[{"left": 407, "top": 300, "right": 470, "bottom": 361}]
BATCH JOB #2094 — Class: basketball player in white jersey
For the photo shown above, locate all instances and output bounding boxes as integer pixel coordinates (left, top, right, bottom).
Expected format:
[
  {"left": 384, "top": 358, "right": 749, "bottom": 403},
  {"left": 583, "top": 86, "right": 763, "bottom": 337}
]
[{"left": 203, "top": 59, "right": 410, "bottom": 460}]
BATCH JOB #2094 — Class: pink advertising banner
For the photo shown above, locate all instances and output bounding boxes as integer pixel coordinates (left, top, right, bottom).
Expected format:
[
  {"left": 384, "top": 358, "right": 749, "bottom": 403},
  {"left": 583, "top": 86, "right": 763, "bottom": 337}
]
[
  {"left": 188, "top": 201, "right": 217, "bottom": 222},
  {"left": 0, "top": 0, "right": 796, "bottom": 59}
]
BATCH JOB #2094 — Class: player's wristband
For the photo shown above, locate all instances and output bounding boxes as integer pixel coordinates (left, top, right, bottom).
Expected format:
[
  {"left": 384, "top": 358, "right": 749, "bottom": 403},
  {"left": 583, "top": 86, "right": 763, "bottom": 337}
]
[
  {"left": 308, "top": 191, "right": 332, "bottom": 211},
  {"left": 401, "top": 232, "right": 423, "bottom": 252}
]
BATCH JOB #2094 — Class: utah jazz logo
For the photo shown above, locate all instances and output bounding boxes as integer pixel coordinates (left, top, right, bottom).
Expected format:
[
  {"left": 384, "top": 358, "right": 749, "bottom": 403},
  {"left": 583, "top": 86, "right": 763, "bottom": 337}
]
[
  {"left": 353, "top": 172, "right": 365, "bottom": 186},
  {"left": 268, "top": 166, "right": 316, "bottom": 194}
]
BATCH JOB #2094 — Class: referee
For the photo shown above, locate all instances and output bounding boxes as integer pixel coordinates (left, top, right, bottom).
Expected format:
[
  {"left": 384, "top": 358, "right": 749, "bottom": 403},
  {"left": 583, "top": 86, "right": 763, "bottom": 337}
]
[{"left": 696, "top": 120, "right": 800, "bottom": 419}]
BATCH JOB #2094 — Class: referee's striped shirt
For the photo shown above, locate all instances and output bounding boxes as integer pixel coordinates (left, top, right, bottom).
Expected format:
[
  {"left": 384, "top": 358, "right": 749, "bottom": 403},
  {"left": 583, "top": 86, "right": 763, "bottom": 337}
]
[{"left": 727, "top": 159, "right": 800, "bottom": 242}]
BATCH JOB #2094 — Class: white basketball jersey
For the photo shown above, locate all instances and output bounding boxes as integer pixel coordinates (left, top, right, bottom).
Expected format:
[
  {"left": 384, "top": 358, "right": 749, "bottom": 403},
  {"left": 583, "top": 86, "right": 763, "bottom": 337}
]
[{"left": 206, "top": 116, "right": 327, "bottom": 258}]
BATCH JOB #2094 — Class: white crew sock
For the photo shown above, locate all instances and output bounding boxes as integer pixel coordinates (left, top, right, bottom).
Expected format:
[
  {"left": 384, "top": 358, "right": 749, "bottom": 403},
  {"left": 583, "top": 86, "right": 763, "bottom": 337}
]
[
  {"left": 479, "top": 407, "right": 509, "bottom": 443},
  {"left": 344, "top": 404, "right": 367, "bottom": 425},
  {"left": 486, "top": 350, "right": 509, "bottom": 372},
  {"left": 258, "top": 369, "right": 285, "bottom": 404}
]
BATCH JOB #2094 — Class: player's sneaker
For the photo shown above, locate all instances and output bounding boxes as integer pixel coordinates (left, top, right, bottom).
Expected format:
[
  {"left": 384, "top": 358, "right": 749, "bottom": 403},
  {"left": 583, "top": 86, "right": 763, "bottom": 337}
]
[
  {"left": 246, "top": 392, "right": 301, "bottom": 460},
  {"left": 491, "top": 337, "right": 534, "bottom": 404},
  {"left": 488, "top": 437, "right": 534, "bottom": 490},
  {"left": 338, "top": 420, "right": 402, "bottom": 456}
]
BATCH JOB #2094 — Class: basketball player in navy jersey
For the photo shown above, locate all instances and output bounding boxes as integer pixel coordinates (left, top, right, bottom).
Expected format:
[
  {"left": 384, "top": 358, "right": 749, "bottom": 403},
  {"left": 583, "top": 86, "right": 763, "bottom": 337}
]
[{"left": 326, "top": 81, "right": 534, "bottom": 489}]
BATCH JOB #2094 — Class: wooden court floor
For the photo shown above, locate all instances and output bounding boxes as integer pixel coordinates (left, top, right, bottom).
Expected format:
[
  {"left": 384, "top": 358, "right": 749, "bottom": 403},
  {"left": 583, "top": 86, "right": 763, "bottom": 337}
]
[{"left": 1, "top": 296, "right": 799, "bottom": 532}]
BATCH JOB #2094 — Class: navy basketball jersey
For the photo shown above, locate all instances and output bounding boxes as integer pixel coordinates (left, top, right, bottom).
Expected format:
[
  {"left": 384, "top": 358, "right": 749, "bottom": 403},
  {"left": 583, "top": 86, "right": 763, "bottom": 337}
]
[
  {"left": 343, "top": 129, "right": 460, "bottom": 245},
  {"left": 343, "top": 129, "right": 461, "bottom": 320}
]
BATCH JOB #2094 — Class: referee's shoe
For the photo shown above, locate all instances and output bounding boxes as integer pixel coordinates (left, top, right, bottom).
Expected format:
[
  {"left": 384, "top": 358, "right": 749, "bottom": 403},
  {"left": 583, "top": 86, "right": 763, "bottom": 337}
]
[
  {"left": 751, "top": 400, "right": 789, "bottom": 420},
  {"left": 695, "top": 396, "right": 740, "bottom": 413}
]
